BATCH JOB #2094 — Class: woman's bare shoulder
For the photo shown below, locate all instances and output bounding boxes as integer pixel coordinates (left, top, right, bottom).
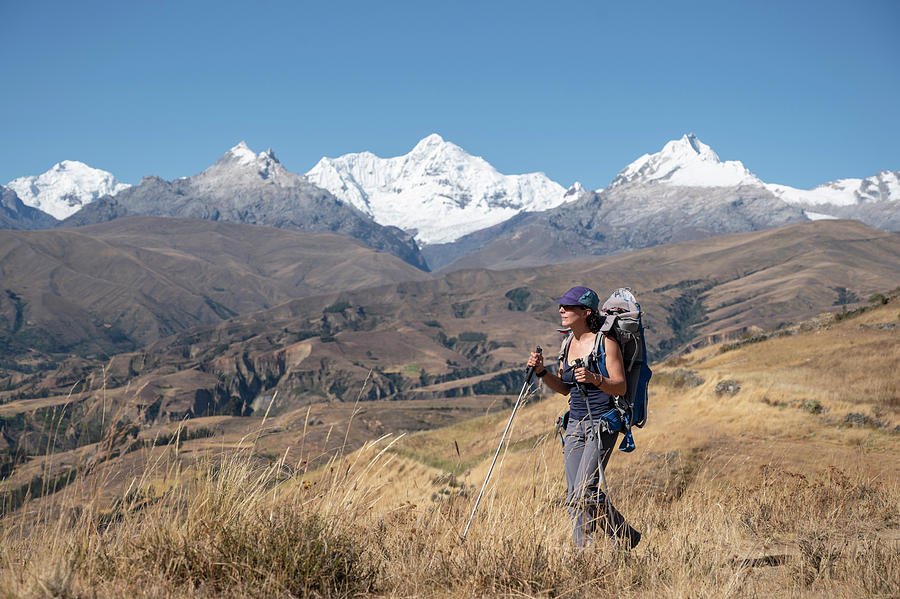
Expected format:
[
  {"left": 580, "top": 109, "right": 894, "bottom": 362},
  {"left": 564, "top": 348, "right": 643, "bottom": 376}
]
[{"left": 604, "top": 333, "right": 622, "bottom": 357}]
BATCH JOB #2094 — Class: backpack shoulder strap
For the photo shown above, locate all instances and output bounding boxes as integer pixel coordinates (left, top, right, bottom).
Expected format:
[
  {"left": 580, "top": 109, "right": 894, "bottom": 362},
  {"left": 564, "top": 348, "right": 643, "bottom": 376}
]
[
  {"left": 557, "top": 332, "right": 574, "bottom": 366},
  {"left": 589, "top": 331, "right": 606, "bottom": 371}
]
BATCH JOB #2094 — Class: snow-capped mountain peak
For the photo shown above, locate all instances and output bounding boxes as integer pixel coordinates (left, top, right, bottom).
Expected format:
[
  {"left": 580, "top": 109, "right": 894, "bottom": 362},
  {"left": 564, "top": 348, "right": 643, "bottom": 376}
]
[
  {"left": 202, "top": 142, "right": 296, "bottom": 185},
  {"left": 411, "top": 132, "right": 447, "bottom": 151},
  {"left": 671, "top": 133, "right": 719, "bottom": 161},
  {"left": 224, "top": 141, "right": 261, "bottom": 165},
  {"left": 406, "top": 134, "right": 489, "bottom": 173},
  {"left": 219, "top": 141, "right": 280, "bottom": 168},
  {"left": 6, "top": 160, "right": 130, "bottom": 220},
  {"left": 306, "top": 134, "right": 574, "bottom": 244},
  {"left": 611, "top": 133, "right": 763, "bottom": 189}
]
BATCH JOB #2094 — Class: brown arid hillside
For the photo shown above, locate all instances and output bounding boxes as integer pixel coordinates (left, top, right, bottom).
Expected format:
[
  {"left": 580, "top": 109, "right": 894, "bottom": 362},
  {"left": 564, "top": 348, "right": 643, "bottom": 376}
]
[
  {"left": 0, "top": 216, "right": 429, "bottom": 360},
  {"left": 55, "top": 218, "right": 897, "bottom": 411},
  {"left": 3, "top": 219, "right": 897, "bottom": 397},
  {"left": 161, "top": 218, "right": 899, "bottom": 362},
  {"left": 1, "top": 285, "right": 897, "bottom": 597}
]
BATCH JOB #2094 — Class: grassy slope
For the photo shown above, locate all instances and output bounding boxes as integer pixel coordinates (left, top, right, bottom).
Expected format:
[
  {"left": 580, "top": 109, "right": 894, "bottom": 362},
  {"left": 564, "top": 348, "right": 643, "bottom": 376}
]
[{"left": 2, "top": 296, "right": 897, "bottom": 597}]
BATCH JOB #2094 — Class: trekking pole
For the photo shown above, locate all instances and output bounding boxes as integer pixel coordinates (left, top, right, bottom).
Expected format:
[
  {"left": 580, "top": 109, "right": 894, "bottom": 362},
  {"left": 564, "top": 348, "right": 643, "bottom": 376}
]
[
  {"left": 573, "top": 358, "right": 616, "bottom": 528},
  {"left": 461, "top": 346, "right": 542, "bottom": 542}
]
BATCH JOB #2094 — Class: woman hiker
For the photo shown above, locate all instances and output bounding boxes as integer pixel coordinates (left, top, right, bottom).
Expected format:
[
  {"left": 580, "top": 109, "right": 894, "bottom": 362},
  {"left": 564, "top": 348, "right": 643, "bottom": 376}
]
[{"left": 526, "top": 286, "right": 641, "bottom": 549}]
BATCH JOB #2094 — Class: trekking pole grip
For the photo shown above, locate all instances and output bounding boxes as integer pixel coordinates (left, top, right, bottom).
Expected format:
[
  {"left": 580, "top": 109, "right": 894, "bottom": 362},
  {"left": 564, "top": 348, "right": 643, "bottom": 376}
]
[
  {"left": 573, "top": 358, "right": 588, "bottom": 392},
  {"left": 525, "top": 346, "right": 543, "bottom": 380}
]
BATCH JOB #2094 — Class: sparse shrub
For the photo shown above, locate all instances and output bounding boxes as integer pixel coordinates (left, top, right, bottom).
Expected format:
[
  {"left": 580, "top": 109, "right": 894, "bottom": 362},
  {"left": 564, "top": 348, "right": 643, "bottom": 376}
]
[
  {"left": 436, "top": 331, "right": 456, "bottom": 349},
  {"left": 715, "top": 380, "right": 741, "bottom": 395},
  {"left": 843, "top": 412, "right": 884, "bottom": 429},
  {"left": 833, "top": 286, "right": 860, "bottom": 306},
  {"left": 802, "top": 399, "right": 824, "bottom": 414},
  {"left": 760, "top": 396, "right": 789, "bottom": 408},
  {"left": 431, "top": 472, "right": 462, "bottom": 489},
  {"left": 654, "top": 368, "right": 704, "bottom": 388},
  {"left": 323, "top": 301, "right": 351, "bottom": 314},
  {"left": 504, "top": 287, "right": 531, "bottom": 312},
  {"left": 423, "top": 320, "right": 441, "bottom": 328},
  {"left": 833, "top": 305, "right": 869, "bottom": 322},
  {"left": 457, "top": 331, "right": 486, "bottom": 343},
  {"left": 719, "top": 329, "right": 795, "bottom": 353},
  {"left": 860, "top": 321, "right": 900, "bottom": 331}
]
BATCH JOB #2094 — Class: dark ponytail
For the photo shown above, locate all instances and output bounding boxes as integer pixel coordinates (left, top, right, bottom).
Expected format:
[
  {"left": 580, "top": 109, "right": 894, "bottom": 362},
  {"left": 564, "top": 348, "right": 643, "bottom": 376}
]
[{"left": 586, "top": 311, "right": 603, "bottom": 333}]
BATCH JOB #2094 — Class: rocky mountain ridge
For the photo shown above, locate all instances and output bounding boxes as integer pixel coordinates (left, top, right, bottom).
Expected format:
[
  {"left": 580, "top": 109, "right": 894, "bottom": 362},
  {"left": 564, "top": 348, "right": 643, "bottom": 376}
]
[
  {"left": 57, "top": 144, "right": 428, "bottom": 270},
  {"left": 610, "top": 134, "right": 900, "bottom": 223},
  {"left": 5, "top": 135, "right": 898, "bottom": 271},
  {"left": 423, "top": 182, "right": 809, "bottom": 271},
  {"left": 0, "top": 186, "right": 58, "bottom": 230},
  {"left": 422, "top": 135, "right": 898, "bottom": 271}
]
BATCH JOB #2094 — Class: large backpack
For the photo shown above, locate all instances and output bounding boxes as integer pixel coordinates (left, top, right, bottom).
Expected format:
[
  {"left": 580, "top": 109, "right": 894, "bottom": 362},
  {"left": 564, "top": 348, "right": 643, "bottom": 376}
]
[{"left": 557, "top": 287, "right": 652, "bottom": 451}]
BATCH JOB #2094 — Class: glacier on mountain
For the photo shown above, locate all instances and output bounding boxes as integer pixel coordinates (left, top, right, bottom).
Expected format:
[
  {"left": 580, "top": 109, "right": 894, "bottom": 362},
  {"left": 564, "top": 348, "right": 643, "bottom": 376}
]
[
  {"left": 765, "top": 171, "right": 900, "bottom": 207},
  {"left": 611, "top": 134, "right": 763, "bottom": 188},
  {"left": 306, "top": 134, "right": 572, "bottom": 244},
  {"left": 7, "top": 160, "right": 130, "bottom": 220}
]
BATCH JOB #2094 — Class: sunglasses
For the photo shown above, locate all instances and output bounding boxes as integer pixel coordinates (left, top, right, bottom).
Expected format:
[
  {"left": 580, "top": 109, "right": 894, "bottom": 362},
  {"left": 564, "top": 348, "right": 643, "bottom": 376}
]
[{"left": 559, "top": 304, "right": 585, "bottom": 311}]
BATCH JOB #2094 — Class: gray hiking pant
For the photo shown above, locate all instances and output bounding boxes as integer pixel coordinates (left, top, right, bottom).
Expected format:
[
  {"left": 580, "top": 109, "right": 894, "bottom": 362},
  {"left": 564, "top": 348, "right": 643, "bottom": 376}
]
[{"left": 564, "top": 417, "right": 639, "bottom": 547}]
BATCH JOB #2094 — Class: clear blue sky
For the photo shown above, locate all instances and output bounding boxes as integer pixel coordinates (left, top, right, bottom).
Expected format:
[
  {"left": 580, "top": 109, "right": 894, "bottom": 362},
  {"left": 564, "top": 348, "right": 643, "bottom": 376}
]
[{"left": 2, "top": 0, "right": 898, "bottom": 190}]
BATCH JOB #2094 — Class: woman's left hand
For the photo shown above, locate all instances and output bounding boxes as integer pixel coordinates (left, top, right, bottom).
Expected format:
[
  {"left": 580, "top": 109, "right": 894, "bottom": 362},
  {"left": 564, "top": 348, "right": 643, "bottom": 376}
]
[{"left": 574, "top": 367, "right": 602, "bottom": 387}]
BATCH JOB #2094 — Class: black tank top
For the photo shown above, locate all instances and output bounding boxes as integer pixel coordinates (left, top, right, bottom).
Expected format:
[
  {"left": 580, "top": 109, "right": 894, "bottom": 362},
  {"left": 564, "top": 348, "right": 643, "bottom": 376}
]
[{"left": 560, "top": 340, "right": 613, "bottom": 420}]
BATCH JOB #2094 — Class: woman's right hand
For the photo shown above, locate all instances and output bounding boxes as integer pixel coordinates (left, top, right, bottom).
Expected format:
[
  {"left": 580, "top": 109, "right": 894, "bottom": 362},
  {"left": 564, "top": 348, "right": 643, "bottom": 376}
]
[{"left": 527, "top": 352, "right": 544, "bottom": 373}]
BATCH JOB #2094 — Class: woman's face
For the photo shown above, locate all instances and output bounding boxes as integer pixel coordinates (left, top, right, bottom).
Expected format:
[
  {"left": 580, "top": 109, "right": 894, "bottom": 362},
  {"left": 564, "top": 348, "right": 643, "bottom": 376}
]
[{"left": 559, "top": 304, "right": 588, "bottom": 327}]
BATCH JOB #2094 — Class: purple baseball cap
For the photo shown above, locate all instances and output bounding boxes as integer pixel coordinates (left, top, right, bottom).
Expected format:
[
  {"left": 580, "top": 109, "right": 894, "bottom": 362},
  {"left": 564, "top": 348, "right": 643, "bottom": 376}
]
[{"left": 556, "top": 286, "right": 599, "bottom": 311}]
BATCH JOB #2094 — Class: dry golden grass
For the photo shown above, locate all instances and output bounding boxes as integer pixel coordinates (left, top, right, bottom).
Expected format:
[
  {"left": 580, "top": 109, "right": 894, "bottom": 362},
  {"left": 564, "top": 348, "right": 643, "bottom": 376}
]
[{"left": 2, "top": 301, "right": 898, "bottom": 597}]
